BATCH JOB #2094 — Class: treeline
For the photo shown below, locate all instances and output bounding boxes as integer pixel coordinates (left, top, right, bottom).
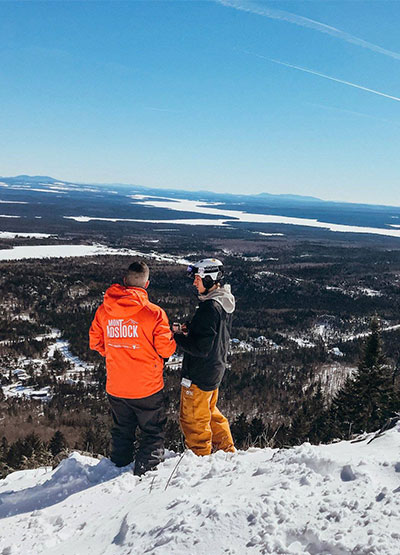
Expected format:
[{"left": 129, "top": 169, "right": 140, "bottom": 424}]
[
  {"left": 2, "top": 319, "right": 399, "bottom": 478},
  {"left": 2, "top": 250, "right": 400, "bottom": 350}
]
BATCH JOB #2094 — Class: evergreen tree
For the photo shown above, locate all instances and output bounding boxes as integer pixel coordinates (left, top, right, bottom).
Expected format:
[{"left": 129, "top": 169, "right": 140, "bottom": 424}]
[
  {"left": 6, "top": 438, "right": 25, "bottom": 469},
  {"left": 285, "top": 383, "right": 326, "bottom": 445},
  {"left": 231, "top": 413, "right": 250, "bottom": 449},
  {"left": 307, "top": 385, "right": 327, "bottom": 443},
  {"left": 49, "top": 430, "right": 67, "bottom": 456},
  {"left": 0, "top": 436, "right": 8, "bottom": 460},
  {"left": 82, "top": 417, "right": 110, "bottom": 456},
  {"left": 249, "top": 416, "right": 265, "bottom": 444},
  {"left": 82, "top": 428, "right": 97, "bottom": 454},
  {"left": 327, "top": 318, "right": 399, "bottom": 439}
]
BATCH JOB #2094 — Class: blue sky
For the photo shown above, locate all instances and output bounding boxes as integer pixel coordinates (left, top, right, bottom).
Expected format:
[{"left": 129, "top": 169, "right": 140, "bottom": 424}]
[{"left": 1, "top": 0, "right": 399, "bottom": 206}]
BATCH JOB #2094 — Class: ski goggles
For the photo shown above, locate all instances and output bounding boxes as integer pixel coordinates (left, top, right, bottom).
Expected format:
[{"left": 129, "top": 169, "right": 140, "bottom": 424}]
[
  {"left": 187, "top": 265, "right": 221, "bottom": 280},
  {"left": 187, "top": 265, "right": 203, "bottom": 279}
]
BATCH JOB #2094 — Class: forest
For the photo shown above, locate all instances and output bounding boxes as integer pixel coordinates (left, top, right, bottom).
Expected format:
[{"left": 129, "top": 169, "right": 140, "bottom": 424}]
[{"left": 1, "top": 234, "right": 400, "bottom": 477}]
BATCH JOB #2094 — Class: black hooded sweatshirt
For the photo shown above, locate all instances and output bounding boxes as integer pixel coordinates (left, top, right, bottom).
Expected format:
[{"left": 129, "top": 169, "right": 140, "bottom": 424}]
[{"left": 174, "top": 285, "right": 235, "bottom": 391}]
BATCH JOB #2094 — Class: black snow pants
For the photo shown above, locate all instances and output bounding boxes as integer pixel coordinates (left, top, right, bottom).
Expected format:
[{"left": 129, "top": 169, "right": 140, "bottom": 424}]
[{"left": 107, "top": 389, "right": 166, "bottom": 475}]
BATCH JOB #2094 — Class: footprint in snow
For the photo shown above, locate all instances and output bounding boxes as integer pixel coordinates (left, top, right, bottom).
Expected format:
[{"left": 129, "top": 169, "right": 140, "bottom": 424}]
[
  {"left": 112, "top": 513, "right": 129, "bottom": 546},
  {"left": 340, "top": 465, "right": 356, "bottom": 482}
]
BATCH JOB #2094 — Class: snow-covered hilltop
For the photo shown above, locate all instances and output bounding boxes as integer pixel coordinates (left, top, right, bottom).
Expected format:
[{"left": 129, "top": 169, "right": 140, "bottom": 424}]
[{"left": 1, "top": 424, "right": 399, "bottom": 554}]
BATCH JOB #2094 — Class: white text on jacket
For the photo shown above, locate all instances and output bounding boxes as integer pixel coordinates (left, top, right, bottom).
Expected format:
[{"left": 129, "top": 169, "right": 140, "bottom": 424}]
[{"left": 107, "top": 319, "right": 139, "bottom": 338}]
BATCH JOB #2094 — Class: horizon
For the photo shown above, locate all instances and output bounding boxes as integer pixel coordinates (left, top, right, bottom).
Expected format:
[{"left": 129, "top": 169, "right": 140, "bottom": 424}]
[
  {"left": 3, "top": 173, "right": 400, "bottom": 209},
  {"left": 1, "top": 1, "right": 399, "bottom": 205}
]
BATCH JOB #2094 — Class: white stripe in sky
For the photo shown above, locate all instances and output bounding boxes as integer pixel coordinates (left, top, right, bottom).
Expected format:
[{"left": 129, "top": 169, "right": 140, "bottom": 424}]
[
  {"left": 269, "top": 58, "right": 400, "bottom": 103},
  {"left": 218, "top": 0, "right": 400, "bottom": 61},
  {"left": 247, "top": 51, "right": 400, "bottom": 103}
]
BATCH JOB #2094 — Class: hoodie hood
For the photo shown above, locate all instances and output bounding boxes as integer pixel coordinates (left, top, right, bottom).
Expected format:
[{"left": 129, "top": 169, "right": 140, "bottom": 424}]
[
  {"left": 198, "top": 284, "right": 235, "bottom": 314},
  {"left": 103, "top": 284, "right": 149, "bottom": 317}
]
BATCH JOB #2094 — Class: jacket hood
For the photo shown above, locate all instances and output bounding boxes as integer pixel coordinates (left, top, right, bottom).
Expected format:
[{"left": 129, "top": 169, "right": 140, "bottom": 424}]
[
  {"left": 198, "top": 284, "right": 235, "bottom": 314},
  {"left": 103, "top": 284, "right": 149, "bottom": 317}
]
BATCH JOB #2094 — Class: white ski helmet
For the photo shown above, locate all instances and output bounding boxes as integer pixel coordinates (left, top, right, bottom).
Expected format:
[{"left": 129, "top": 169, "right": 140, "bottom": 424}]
[{"left": 187, "top": 258, "right": 224, "bottom": 286}]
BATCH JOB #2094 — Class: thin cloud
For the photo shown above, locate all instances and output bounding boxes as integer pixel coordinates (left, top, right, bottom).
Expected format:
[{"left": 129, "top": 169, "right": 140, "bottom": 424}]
[
  {"left": 142, "top": 106, "right": 183, "bottom": 113},
  {"left": 218, "top": 0, "right": 400, "bottom": 61},
  {"left": 307, "top": 102, "right": 400, "bottom": 127},
  {"left": 247, "top": 51, "right": 400, "bottom": 103},
  {"left": 269, "top": 58, "right": 400, "bottom": 103}
]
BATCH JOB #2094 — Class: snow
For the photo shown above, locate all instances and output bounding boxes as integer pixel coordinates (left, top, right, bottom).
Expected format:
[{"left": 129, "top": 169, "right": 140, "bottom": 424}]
[
  {"left": 119, "top": 196, "right": 400, "bottom": 239},
  {"left": 291, "top": 337, "right": 316, "bottom": 348},
  {"left": 326, "top": 286, "right": 382, "bottom": 298},
  {"left": 0, "top": 232, "right": 55, "bottom": 239},
  {"left": 1, "top": 425, "right": 400, "bottom": 554},
  {"left": 0, "top": 243, "right": 190, "bottom": 263},
  {"left": 0, "top": 244, "right": 127, "bottom": 261},
  {"left": 48, "top": 185, "right": 71, "bottom": 191},
  {"left": 48, "top": 337, "right": 91, "bottom": 377},
  {"left": 344, "top": 323, "right": 400, "bottom": 342},
  {"left": 359, "top": 288, "right": 382, "bottom": 297},
  {"left": 330, "top": 347, "right": 345, "bottom": 357},
  {"left": 25, "top": 188, "right": 67, "bottom": 194},
  {"left": 255, "top": 232, "right": 285, "bottom": 237},
  {"left": 315, "top": 324, "right": 327, "bottom": 337},
  {"left": 0, "top": 200, "right": 28, "bottom": 204},
  {"left": 64, "top": 215, "right": 235, "bottom": 227}
]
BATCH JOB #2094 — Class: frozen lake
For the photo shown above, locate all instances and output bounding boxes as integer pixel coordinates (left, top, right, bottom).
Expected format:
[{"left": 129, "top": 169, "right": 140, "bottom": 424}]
[{"left": 64, "top": 196, "right": 400, "bottom": 239}]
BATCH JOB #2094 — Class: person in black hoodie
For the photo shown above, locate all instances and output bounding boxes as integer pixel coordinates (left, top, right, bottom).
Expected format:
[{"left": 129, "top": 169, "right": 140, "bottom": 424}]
[{"left": 173, "top": 259, "right": 235, "bottom": 456}]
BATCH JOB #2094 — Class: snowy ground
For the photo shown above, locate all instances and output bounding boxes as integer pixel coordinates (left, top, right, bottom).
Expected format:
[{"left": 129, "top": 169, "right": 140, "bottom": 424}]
[{"left": 1, "top": 425, "right": 399, "bottom": 554}]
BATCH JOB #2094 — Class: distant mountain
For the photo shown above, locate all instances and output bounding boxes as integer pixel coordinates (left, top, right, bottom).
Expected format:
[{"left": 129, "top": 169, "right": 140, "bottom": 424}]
[
  {"left": 1, "top": 175, "right": 62, "bottom": 184},
  {"left": 256, "top": 192, "right": 324, "bottom": 203},
  {"left": 1, "top": 175, "right": 325, "bottom": 204}
]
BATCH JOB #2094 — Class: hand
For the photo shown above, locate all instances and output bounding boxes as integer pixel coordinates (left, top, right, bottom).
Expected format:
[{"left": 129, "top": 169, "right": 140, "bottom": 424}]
[
  {"left": 172, "top": 322, "right": 181, "bottom": 333},
  {"left": 181, "top": 323, "right": 188, "bottom": 335}
]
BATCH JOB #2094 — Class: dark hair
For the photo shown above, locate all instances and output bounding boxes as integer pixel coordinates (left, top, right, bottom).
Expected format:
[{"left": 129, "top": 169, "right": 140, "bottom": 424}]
[{"left": 125, "top": 260, "right": 150, "bottom": 287}]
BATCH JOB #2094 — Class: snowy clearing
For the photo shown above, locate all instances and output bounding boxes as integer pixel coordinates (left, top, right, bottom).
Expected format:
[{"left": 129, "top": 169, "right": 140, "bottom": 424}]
[
  {"left": 0, "top": 424, "right": 399, "bottom": 554},
  {"left": 255, "top": 232, "right": 285, "bottom": 237},
  {"left": 0, "top": 244, "right": 135, "bottom": 261},
  {"left": 0, "top": 232, "right": 55, "bottom": 239},
  {"left": 0, "top": 243, "right": 190, "bottom": 264}
]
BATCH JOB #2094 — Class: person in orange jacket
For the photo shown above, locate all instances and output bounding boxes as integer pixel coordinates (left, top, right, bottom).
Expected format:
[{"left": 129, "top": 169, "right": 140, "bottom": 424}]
[
  {"left": 173, "top": 258, "right": 235, "bottom": 456},
  {"left": 89, "top": 260, "right": 176, "bottom": 475}
]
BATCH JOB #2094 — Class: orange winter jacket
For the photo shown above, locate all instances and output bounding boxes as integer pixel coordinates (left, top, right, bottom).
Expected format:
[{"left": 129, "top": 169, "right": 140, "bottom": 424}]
[{"left": 89, "top": 284, "right": 176, "bottom": 399}]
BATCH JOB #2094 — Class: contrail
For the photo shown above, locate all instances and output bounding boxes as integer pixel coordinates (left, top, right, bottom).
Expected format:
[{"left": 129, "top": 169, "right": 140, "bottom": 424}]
[
  {"left": 249, "top": 51, "right": 400, "bottom": 103},
  {"left": 306, "top": 102, "right": 400, "bottom": 126},
  {"left": 218, "top": 0, "right": 400, "bottom": 61}
]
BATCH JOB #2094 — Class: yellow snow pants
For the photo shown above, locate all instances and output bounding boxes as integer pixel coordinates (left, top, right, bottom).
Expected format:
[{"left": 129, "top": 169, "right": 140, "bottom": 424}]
[{"left": 180, "top": 384, "right": 235, "bottom": 456}]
